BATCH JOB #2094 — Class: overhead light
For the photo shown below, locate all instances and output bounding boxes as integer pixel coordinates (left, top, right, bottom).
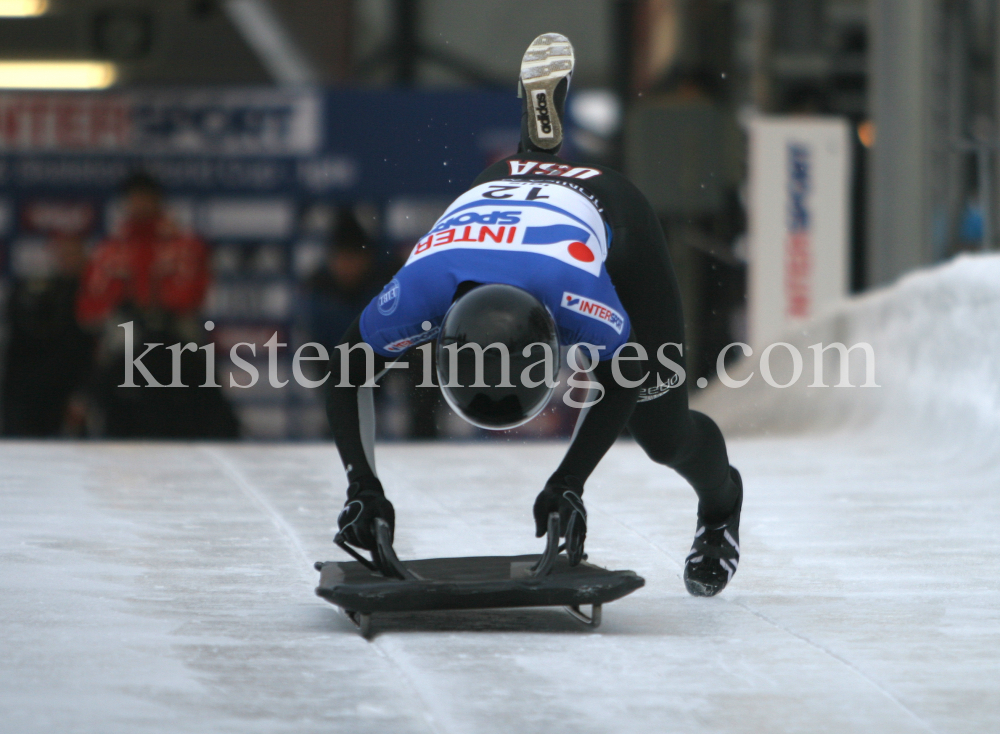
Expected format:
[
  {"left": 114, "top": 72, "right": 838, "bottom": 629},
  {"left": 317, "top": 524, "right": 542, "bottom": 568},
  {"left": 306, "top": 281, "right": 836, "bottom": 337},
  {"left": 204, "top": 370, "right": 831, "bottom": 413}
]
[
  {"left": 0, "top": 61, "right": 118, "bottom": 89},
  {"left": 0, "top": 0, "right": 49, "bottom": 17}
]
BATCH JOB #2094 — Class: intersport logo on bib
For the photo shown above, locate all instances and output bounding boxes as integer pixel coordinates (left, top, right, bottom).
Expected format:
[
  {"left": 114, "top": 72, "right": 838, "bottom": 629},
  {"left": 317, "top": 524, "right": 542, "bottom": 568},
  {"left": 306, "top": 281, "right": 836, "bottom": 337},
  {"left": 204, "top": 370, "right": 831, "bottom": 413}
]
[{"left": 561, "top": 291, "right": 625, "bottom": 334}]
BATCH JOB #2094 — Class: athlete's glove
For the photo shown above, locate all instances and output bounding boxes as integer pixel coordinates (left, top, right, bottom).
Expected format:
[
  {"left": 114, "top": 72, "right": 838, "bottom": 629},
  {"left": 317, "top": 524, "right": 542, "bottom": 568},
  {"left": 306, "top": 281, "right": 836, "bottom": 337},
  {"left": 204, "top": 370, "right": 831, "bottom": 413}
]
[
  {"left": 337, "top": 476, "right": 395, "bottom": 552},
  {"left": 533, "top": 476, "right": 587, "bottom": 565}
]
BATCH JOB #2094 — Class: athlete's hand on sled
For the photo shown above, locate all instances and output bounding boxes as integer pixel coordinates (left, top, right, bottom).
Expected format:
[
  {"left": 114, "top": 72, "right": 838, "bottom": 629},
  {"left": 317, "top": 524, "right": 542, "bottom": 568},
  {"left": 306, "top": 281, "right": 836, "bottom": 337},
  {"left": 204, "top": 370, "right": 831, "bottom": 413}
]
[
  {"left": 533, "top": 477, "right": 587, "bottom": 565},
  {"left": 337, "top": 476, "right": 395, "bottom": 552}
]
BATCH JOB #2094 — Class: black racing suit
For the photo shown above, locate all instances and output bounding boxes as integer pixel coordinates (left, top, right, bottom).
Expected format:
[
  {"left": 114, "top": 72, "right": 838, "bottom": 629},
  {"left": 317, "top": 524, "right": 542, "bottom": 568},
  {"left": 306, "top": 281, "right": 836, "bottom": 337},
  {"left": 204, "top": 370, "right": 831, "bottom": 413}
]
[
  {"left": 477, "top": 153, "right": 735, "bottom": 517},
  {"left": 327, "top": 154, "right": 737, "bottom": 523}
]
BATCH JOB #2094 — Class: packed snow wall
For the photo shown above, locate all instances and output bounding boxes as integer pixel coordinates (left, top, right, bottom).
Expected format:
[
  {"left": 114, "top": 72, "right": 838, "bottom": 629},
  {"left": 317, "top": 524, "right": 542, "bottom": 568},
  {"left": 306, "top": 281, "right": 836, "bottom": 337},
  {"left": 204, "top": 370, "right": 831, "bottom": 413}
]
[{"left": 695, "top": 253, "right": 1000, "bottom": 454}]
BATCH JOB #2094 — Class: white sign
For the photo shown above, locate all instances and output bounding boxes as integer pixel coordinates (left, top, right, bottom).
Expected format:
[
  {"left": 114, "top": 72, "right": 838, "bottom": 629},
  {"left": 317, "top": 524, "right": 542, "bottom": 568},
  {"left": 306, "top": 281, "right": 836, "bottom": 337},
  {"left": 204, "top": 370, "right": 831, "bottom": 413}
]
[{"left": 747, "top": 117, "right": 852, "bottom": 347}]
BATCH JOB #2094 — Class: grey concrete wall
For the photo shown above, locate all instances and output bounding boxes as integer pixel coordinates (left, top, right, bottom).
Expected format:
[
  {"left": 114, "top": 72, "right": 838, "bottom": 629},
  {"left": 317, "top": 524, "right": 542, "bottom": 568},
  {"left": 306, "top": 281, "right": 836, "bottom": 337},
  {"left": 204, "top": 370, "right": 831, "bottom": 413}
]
[{"left": 867, "top": 0, "right": 936, "bottom": 286}]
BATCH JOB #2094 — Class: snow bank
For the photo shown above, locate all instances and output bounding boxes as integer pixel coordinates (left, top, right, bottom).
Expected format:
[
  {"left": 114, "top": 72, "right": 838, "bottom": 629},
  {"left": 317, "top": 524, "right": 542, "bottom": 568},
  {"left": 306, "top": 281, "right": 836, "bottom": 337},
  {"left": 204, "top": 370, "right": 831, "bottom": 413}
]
[{"left": 694, "top": 253, "right": 1000, "bottom": 453}]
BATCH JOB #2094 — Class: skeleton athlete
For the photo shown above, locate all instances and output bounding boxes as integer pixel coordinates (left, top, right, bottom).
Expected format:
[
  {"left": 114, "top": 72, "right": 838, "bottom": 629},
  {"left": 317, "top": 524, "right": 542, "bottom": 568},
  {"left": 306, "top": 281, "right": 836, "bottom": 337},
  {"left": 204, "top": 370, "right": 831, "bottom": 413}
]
[{"left": 328, "top": 34, "right": 743, "bottom": 597}]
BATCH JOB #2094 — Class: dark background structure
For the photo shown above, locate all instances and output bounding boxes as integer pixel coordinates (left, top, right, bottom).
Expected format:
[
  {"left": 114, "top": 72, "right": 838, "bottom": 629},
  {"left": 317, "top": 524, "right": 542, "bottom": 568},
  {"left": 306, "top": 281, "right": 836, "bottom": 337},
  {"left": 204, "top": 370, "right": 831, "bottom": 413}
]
[{"left": 1, "top": 0, "right": 997, "bottom": 440}]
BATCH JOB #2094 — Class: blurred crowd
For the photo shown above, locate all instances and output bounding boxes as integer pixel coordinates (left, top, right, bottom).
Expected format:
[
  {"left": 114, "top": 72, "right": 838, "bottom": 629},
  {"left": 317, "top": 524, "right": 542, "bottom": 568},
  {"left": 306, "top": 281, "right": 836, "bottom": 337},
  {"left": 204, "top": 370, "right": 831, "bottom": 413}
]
[
  {"left": 2, "top": 173, "right": 236, "bottom": 439},
  {"left": 0, "top": 170, "right": 587, "bottom": 441},
  {"left": 0, "top": 171, "right": 438, "bottom": 440},
  {"left": 297, "top": 207, "right": 443, "bottom": 439}
]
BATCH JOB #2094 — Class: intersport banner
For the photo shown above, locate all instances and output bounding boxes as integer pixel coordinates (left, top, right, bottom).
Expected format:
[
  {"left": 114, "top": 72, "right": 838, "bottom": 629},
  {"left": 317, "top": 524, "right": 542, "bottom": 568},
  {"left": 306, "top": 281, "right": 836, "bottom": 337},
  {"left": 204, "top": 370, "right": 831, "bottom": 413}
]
[{"left": 0, "top": 88, "right": 520, "bottom": 198}]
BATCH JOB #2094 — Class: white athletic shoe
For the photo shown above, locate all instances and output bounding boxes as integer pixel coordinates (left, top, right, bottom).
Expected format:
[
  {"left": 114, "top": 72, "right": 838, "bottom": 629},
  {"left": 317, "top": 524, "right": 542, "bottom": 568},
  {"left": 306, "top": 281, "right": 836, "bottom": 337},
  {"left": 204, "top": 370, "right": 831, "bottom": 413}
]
[{"left": 519, "top": 33, "right": 575, "bottom": 151}]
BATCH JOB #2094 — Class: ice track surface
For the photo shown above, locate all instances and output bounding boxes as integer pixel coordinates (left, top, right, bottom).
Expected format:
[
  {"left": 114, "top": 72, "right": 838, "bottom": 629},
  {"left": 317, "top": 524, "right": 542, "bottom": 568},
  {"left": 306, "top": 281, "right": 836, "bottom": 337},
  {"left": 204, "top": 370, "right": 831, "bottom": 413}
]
[
  {"left": 6, "top": 255, "right": 1000, "bottom": 733},
  {"left": 2, "top": 437, "right": 998, "bottom": 734}
]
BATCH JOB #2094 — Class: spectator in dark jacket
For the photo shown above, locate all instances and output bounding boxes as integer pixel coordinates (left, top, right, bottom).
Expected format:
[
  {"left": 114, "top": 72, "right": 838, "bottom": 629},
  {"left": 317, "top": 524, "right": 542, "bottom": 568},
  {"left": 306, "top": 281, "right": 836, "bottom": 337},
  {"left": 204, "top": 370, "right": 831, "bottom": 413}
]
[
  {"left": 2, "top": 234, "right": 94, "bottom": 436},
  {"left": 300, "top": 207, "right": 387, "bottom": 351}
]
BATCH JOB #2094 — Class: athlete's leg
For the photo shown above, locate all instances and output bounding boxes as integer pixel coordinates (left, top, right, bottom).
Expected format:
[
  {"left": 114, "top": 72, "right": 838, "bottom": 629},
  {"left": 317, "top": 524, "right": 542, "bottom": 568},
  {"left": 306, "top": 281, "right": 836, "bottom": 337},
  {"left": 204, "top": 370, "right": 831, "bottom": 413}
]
[
  {"left": 604, "top": 190, "right": 739, "bottom": 521},
  {"left": 627, "top": 367, "right": 738, "bottom": 522},
  {"left": 603, "top": 191, "right": 742, "bottom": 595}
]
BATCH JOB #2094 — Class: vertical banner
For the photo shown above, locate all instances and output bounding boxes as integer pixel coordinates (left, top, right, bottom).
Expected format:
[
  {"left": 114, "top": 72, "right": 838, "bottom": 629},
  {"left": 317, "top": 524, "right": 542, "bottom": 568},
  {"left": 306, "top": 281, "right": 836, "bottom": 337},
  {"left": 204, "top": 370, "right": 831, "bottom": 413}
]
[{"left": 747, "top": 116, "right": 852, "bottom": 347}]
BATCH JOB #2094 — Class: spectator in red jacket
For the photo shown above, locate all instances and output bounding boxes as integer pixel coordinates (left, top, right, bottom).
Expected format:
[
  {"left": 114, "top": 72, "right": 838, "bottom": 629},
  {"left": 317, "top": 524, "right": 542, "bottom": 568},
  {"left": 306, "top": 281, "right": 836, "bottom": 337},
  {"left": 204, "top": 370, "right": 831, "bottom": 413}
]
[
  {"left": 77, "top": 172, "right": 209, "bottom": 325},
  {"left": 79, "top": 172, "right": 237, "bottom": 438}
]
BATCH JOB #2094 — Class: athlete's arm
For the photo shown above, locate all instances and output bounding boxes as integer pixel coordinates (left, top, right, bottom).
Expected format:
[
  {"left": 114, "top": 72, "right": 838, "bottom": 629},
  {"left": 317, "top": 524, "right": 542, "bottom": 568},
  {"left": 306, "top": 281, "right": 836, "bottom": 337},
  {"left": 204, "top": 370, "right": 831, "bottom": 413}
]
[
  {"left": 546, "top": 346, "right": 642, "bottom": 487},
  {"left": 532, "top": 350, "right": 639, "bottom": 555},
  {"left": 327, "top": 316, "right": 390, "bottom": 483},
  {"left": 326, "top": 317, "right": 397, "bottom": 550}
]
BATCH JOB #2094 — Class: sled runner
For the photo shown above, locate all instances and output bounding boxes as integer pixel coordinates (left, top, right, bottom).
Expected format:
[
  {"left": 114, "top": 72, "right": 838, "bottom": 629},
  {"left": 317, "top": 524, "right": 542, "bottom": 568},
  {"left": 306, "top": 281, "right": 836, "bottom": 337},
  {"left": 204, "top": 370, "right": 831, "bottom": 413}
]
[{"left": 314, "top": 514, "right": 645, "bottom": 638}]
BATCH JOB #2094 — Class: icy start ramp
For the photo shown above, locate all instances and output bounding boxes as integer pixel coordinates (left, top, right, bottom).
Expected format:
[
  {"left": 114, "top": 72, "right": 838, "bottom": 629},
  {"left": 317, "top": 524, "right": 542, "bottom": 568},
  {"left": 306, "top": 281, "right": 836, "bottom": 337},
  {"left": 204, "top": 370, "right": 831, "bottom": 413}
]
[{"left": 2, "top": 440, "right": 999, "bottom": 734}]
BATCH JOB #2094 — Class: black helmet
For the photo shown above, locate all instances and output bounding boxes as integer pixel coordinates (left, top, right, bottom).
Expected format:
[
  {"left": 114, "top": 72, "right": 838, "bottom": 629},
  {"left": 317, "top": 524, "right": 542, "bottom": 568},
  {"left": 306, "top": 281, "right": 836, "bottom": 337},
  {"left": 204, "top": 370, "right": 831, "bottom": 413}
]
[{"left": 437, "top": 284, "right": 560, "bottom": 430}]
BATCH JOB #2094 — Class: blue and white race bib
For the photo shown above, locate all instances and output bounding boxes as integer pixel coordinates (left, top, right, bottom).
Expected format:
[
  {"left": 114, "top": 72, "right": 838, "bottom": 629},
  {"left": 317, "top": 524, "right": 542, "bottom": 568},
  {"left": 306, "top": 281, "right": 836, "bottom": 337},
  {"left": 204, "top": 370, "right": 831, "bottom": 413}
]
[{"left": 406, "top": 180, "right": 609, "bottom": 277}]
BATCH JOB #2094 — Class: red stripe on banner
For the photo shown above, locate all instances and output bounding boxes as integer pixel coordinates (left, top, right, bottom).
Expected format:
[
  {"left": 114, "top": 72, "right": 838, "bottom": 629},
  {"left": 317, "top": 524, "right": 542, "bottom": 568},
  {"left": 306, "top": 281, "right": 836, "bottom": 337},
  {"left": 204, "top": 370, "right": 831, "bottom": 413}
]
[{"left": 785, "top": 232, "right": 811, "bottom": 318}]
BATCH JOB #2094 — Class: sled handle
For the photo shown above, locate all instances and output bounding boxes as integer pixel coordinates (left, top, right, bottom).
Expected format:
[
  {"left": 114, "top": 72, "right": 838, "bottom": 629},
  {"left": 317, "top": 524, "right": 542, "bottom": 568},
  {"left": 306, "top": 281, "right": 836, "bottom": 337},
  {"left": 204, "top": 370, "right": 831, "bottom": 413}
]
[
  {"left": 333, "top": 519, "right": 415, "bottom": 580},
  {"left": 529, "top": 513, "right": 561, "bottom": 577},
  {"left": 374, "top": 519, "right": 417, "bottom": 580},
  {"left": 333, "top": 532, "right": 381, "bottom": 572}
]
